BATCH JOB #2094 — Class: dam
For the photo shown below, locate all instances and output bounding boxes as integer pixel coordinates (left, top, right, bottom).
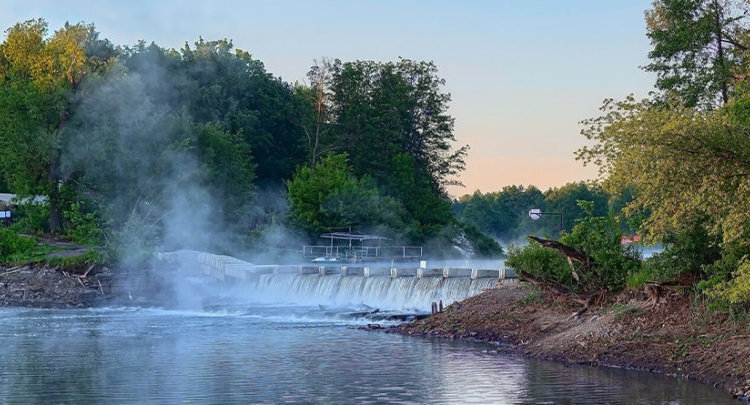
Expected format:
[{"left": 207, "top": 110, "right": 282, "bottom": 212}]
[{"left": 157, "top": 250, "right": 516, "bottom": 311}]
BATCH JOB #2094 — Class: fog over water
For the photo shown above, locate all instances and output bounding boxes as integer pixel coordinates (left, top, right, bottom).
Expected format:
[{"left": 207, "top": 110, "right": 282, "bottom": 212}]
[{"left": 0, "top": 305, "right": 735, "bottom": 404}]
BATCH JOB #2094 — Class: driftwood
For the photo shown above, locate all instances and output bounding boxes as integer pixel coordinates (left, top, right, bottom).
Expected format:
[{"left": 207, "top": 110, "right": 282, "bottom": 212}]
[
  {"left": 78, "top": 264, "right": 95, "bottom": 279},
  {"left": 643, "top": 281, "right": 663, "bottom": 309}
]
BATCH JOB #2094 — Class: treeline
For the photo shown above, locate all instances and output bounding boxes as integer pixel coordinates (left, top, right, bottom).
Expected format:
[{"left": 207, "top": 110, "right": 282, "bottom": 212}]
[
  {"left": 453, "top": 182, "right": 634, "bottom": 242},
  {"left": 508, "top": 0, "right": 750, "bottom": 306},
  {"left": 0, "top": 19, "right": 499, "bottom": 260}
]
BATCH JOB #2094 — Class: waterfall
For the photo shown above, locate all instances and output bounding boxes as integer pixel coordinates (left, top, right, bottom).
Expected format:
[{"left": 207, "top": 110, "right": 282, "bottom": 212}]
[
  {"left": 158, "top": 251, "right": 504, "bottom": 312},
  {"left": 224, "top": 274, "right": 497, "bottom": 312}
]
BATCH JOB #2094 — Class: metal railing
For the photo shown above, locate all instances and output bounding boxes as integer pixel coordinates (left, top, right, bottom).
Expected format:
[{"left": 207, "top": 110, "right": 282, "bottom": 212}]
[{"left": 302, "top": 245, "right": 423, "bottom": 261}]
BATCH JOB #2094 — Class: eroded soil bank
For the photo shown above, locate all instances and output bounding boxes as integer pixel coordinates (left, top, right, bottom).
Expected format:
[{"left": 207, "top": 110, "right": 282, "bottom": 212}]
[{"left": 389, "top": 282, "right": 750, "bottom": 401}]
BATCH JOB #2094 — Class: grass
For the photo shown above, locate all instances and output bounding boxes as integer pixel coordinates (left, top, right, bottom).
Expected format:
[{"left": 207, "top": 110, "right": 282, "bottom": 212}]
[
  {"left": 517, "top": 285, "right": 544, "bottom": 306},
  {"left": 2, "top": 239, "right": 106, "bottom": 269}
]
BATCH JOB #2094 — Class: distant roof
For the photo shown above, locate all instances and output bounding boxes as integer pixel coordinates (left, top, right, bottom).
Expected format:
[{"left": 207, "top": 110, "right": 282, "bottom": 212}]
[
  {"left": 320, "top": 232, "right": 389, "bottom": 241},
  {"left": 0, "top": 193, "right": 47, "bottom": 204}
]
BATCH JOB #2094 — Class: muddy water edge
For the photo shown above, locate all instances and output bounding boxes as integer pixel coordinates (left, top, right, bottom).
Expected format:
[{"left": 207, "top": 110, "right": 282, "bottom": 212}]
[{"left": 388, "top": 282, "right": 750, "bottom": 401}]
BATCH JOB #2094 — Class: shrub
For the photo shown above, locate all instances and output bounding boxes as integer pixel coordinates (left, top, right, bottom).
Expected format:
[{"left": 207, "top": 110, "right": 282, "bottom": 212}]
[
  {"left": 506, "top": 200, "right": 640, "bottom": 293},
  {"left": 709, "top": 258, "right": 750, "bottom": 305},
  {"left": 641, "top": 223, "right": 722, "bottom": 282},
  {"left": 63, "top": 203, "right": 104, "bottom": 246},
  {"left": 0, "top": 228, "right": 36, "bottom": 262},
  {"left": 10, "top": 202, "right": 50, "bottom": 235},
  {"left": 505, "top": 243, "right": 573, "bottom": 288},
  {"left": 626, "top": 268, "right": 654, "bottom": 289},
  {"left": 559, "top": 201, "right": 640, "bottom": 292}
]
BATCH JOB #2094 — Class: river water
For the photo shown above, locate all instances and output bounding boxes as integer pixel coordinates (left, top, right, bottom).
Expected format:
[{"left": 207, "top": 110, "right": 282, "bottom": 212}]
[{"left": 0, "top": 303, "right": 735, "bottom": 404}]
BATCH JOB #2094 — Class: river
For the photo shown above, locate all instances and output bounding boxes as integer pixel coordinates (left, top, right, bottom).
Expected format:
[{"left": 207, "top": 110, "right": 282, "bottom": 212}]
[{"left": 0, "top": 303, "right": 735, "bottom": 404}]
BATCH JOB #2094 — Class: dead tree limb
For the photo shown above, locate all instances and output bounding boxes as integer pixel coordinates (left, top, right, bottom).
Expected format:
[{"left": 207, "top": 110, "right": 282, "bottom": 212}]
[{"left": 528, "top": 236, "right": 594, "bottom": 268}]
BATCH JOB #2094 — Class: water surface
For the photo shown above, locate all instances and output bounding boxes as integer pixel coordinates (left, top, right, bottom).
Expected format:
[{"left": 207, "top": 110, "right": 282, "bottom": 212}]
[{"left": 0, "top": 305, "right": 734, "bottom": 404}]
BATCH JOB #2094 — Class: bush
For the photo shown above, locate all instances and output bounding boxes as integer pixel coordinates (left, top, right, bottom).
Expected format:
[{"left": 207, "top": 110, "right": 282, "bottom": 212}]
[
  {"left": 0, "top": 228, "right": 36, "bottom": 262},
  {"left": 559, "top": 200, "right": 640, "bottom": 292},
  {"left": 641, "top": 223, "right": 722, "bottom": 282},
  {"left": 10, "top": 202, "right": 50, "bottom": 235},
  {"left": 505, "top": 243, "right": 573, "bottom": 287},
  {"left": 459, "top": 222, "right": 503, "bottom": 258},
  {"left": 506, "top": 200, "right": 640, "bottom": 293},
  {"left": 626, "top": 267, "right": 654, "bottom": 289},
  {"left": 709, "top": 258, "right": 750, "bottom": 305},
  {"left": 64, "top": 203, "right": 104, "bottom": 246}
]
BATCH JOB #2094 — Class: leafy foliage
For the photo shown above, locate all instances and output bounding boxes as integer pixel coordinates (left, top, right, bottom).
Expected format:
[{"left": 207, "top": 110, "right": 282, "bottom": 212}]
[
  {"left": 506, "top": 201, "right": 639, "bottom": 293},
  {"left": 641, "top": 221, "right": 722, "bottom": 282},
  {"left": 324, "top": 58, "right": 467, "bottom": 192},
  {"left": 710, "top": 258, "right": 750, "bottom": 304},
  {"left": 0, "top": 19, "right": 114, "bottom": 232},
  {"left": 0, "top": 228, "right": 36, "bottom": 262},
  {"left": 0, "top": 18, "right": 493, "bottom": 261},
  {"left": 559, "top": 201, "right": 640, "bottom": 292},
  {"left": 578, "top": 88, "right": 750, "bottom": 302},
  {"left": 505, "top": 243, "right": 572, "bottom": 287},
  {"left": 63, "top": 202, "right": 103, "bottom": 246},
  {"left": 10, "top": 202, "right": 49, "bottom": 234},
  {"left": 287, "top": 153, "right": 407, "bottom": 236},
  {"left": 644, "top": 0, "right": 749, "bottom": 107},
  {"left": 455, "top": 182, "right": 621, "bottom": 242},
  {"left": 578, "top": 95, "right": 749, "bottom": 251}
]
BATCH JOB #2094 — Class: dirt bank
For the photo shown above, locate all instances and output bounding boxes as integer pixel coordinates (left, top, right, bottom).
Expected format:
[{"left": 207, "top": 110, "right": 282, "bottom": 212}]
[
  {"left": 0, "top": 264, "right": 114, "bottom": 308},
  {"left": 389, "top": 282, "right": 750, "bottom": 401}
]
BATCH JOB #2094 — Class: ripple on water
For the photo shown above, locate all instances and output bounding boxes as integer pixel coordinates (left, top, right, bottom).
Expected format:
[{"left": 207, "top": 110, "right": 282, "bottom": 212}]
[{"left": 0, "top": 306, "right": 737, "bottom": 404}]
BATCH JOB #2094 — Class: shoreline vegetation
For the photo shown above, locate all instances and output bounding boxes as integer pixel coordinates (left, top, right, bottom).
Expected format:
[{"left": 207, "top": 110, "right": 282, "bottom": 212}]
[
  {"left": 1, "top": 1, "right": 750, "bottom": 401},
  {"left": 4, "top": 259, "right": 749, "bottom": 401},
  {"left": 388, "top": 282, "right": 750, "bottom": 402}
]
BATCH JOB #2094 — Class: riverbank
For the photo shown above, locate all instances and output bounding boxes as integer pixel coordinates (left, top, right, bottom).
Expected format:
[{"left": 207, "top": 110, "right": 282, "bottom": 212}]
[
  {"left": 388, "top": 282, "right": 750, "bottom": 401},
  {"left": 0, "top": 263, "right": 114, "bottom": 307}
]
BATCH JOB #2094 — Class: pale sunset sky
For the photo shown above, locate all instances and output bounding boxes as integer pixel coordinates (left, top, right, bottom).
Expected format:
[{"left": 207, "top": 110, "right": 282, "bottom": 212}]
[{"left": 0, "top": 0, "right": 656, "bottom": 197}]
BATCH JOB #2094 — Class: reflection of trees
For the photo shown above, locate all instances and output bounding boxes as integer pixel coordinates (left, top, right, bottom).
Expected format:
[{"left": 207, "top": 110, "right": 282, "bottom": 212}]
[
  {"left": 520, "top": 357, "right": 731, "bottom": 404},
  {"left": 0, "top": 310, "right": 733, "bottom": 404},
  {"left": 1, "top": 312, "right": 102, "bottom": 403}
]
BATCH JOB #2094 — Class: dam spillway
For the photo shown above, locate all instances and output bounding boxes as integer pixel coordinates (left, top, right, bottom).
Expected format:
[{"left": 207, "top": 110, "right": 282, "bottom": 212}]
[{"left": 157, "top": 250, "right": 515, "bottom": 311}]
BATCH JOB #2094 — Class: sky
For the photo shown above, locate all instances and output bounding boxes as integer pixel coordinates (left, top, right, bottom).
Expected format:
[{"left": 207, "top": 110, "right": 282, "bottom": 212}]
[{"left": 0, "top": 0, "right": 656, "bottom": 197}]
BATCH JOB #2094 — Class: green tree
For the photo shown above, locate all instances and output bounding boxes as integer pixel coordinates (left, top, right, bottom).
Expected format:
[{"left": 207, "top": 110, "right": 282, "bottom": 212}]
[
  {"left": 578, "top": 93, "right": 750, "bottom": 299},
  {"left": 286, "top": 153, "right": 406, "bottom": 236},
  {"left": 644, "top": 0, "right": 749, "bottom": 107},
  {"left": 177, "top": 39, "right": 305, "bottom": 183},
  {"left": 0, "top": 19, "right": 113, "bottom": 232},
  {"left": 456, "top": 185, "right": 547, "bottom": 241},
  {"left": 293, "top": 58, "right": 335, "bottom": 168},
  {"left": 326, "top": 58, "right": 467, "bottom": 192},
  {"left": 544, "top": 182, "right": 609, "bottom": 232}
]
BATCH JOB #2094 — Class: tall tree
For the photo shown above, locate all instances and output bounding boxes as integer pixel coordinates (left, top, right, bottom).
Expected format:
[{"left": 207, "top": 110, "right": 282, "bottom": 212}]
[
  {"left": 295, "top": 58, "right": 334, "bottom": 168},
  {"left": 577, "top": 95, "right": 749, "bottom": 256},
  {"left": 178, "top": 39, "right": 306, "bottom": 183},
  {"left": 0, "top": 19, "right": 114, "bottom": 232},
  {"left": 644, "top": 0, "right": 750, "bottom": 107},
  {"left": 327, "top": 58, "right": 468, "bottom": 193}
]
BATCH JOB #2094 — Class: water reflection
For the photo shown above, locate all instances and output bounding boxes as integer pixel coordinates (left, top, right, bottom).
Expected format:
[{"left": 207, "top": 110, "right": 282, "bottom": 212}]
[{"left": 0, "top": 307, "right": 735, "bottom": 404}]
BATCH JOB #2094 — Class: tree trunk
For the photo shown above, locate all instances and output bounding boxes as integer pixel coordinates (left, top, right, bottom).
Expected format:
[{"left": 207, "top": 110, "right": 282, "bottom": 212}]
[
  {"left": 47, "top": 155, "right": 62, "bottom": 233},
  {"left": 714, "top": 1, "right": 729, "bottom": 105},
  {"left": 49, "top": 195, "right": 62, "bottom": 233}
]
